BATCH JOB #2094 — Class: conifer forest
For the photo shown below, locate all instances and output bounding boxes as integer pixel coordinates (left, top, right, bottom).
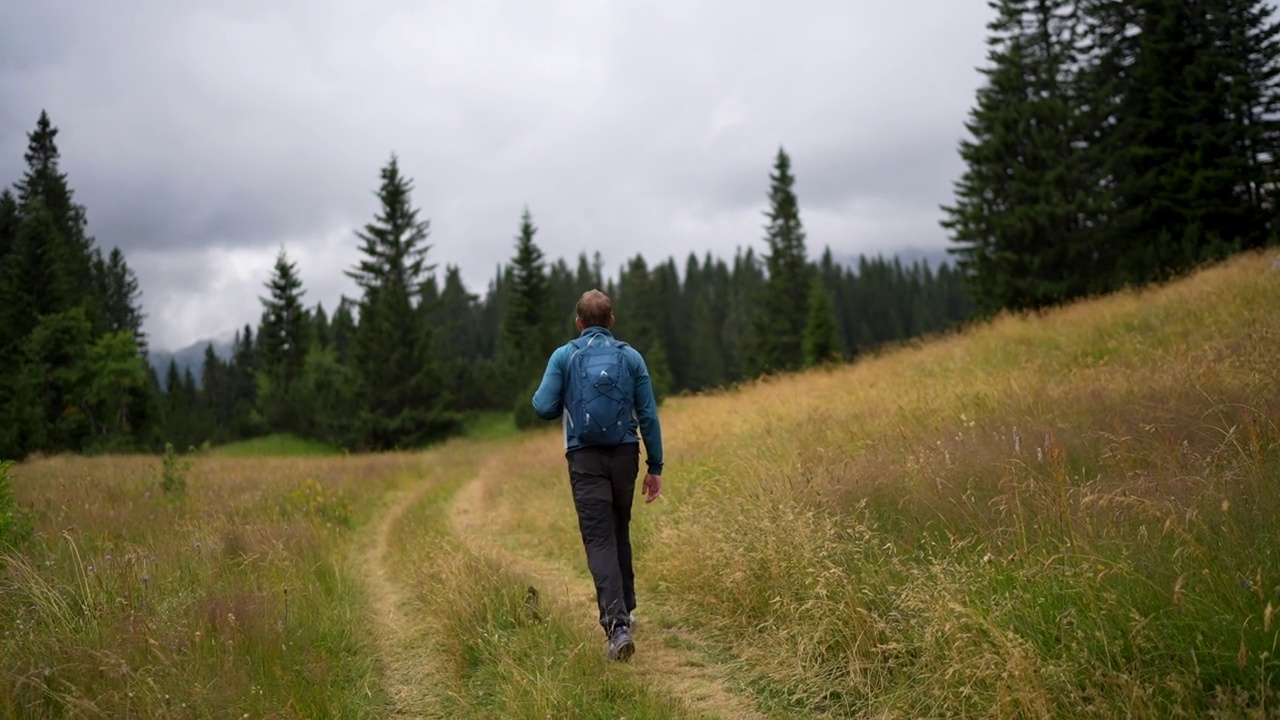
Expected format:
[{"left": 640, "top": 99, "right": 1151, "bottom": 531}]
[{"left": 3, "top": 0, "right": 1279, "bottom": 459}]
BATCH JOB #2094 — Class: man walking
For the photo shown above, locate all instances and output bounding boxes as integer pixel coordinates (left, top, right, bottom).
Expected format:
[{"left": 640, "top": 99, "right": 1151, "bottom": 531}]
[{"left": 532, "top": 289, "right": 664, "bottom": 662}]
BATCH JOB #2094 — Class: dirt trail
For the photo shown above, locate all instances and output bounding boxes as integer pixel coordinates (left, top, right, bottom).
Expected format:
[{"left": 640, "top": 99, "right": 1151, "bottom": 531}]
[
  {"left": 448, "top": 459, "right": 770, "bottom": 720},
  {"left": 356, "top": 477, "right": 447, "bottom": 719}
]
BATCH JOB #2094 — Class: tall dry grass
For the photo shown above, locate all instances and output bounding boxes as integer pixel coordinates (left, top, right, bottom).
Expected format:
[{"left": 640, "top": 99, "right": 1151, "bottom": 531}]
[
  {"left": 378, "top": 441, "right": 688, "bottom": 719},
  {"left": 1, "top": 451, "right": 419, "bottom": 718},
  {"left": 481, "top": 250, "right": 1280, "bottom": 717}
]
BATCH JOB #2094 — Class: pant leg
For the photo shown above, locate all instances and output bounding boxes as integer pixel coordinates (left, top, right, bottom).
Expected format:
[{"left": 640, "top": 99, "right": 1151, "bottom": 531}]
[
  {"left": 568, "top": 447, "right": 628, "bottom": 635},
  {"left": 610, "top": 443, "right": 640, "bottom": 615}
]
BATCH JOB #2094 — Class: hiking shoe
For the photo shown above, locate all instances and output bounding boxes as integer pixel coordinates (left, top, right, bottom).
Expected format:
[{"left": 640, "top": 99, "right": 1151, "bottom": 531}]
[{"left": 607, "top": 626, "right": 635, "bottom": 662}]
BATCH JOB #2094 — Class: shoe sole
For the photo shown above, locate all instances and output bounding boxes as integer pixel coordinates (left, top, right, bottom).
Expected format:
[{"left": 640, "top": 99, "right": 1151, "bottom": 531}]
[{"left": 609, "top": 638, "right": 635, "bottom": 662}]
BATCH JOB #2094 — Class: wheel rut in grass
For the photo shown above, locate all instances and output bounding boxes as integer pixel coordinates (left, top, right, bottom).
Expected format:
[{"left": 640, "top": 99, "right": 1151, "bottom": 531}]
[
  {"left": 448, "top": 458, "right": 769, "bottom": 720},
  {"left": 357, "top": 473, "right": 446, "bottom": 719}
]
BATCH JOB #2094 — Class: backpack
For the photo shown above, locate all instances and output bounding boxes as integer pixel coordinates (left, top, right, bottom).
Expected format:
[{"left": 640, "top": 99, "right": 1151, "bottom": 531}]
[{"left": 563, "top": 332, "right": 634, "bottom": 447}]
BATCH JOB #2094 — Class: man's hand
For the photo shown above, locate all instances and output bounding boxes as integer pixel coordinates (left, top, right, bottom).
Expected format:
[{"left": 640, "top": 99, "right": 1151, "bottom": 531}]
[{"left": 642, "top": 473, "right": 663, "bottom": 503}]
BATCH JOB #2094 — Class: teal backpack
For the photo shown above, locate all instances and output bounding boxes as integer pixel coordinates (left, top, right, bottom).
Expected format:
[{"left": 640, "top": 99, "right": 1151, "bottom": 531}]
[{"left": 564, "top": 333, "right": 634, "bottom": 446}]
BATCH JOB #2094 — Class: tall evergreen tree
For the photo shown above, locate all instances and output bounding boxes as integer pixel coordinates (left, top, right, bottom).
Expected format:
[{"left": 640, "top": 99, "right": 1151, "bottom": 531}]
[
  {"left": 942, "top": 0, "right": 1095, "bottom": 315},
  {"left": 344, "top": 154, "right": 459, "bottom": 449},
  {"left": 257, "top": 248, "right": 311, "bottom": 432},
  {"left": 1086, "top": 0, "right": 1280, "bottom": 284},
  {"left": 500, "top": 207, "right": 557, "bottom": 428},
  {"left": 802, "top": 277, "right": 843, "bottom": 367},
  {"left": 93, "top": 247, "right": 148, "bottom": 353},
  {"left": 751, "top": 148, "right": 811, "bottom": 374},
  {"left": 14, "top": 111, "right": 95, "bottom": 310},
  {"left": 499, "top": 206, "right": 552, "bottom": 383}
]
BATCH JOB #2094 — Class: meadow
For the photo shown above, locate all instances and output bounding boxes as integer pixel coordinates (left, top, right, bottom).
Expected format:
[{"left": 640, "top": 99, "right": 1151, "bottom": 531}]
[{"left": 2, "top": 249, "right": 1277, "bottom": 718}]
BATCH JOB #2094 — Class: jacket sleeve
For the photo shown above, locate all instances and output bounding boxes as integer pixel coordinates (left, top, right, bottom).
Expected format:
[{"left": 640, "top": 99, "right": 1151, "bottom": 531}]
[
  {"left": 531, "top": 346, "right": 566, "bottom": 420},
  {"left": 629, "top": 348, "right": 664, "bottom": 475}
]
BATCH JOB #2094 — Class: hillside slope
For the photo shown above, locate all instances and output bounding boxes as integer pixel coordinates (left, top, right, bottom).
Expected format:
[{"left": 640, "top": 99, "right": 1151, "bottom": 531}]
[{"left": 465, "top": 250, "right": 1280, "bottom": 717}]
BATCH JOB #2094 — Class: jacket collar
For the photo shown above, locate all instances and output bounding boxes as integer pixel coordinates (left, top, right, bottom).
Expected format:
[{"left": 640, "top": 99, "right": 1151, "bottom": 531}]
[{"left": 578, "top": 326, "right": 613, "bottom": 338}]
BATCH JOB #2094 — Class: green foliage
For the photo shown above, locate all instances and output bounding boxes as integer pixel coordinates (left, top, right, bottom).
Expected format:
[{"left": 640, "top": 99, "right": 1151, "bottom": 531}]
[
  {"left": 945, "top": 0, "right": 1280, "bottom": 315},
  {"left": 644, "top": 338, "right": 674, "bottom": 405},
  {"left": 345, "top": 155, "right": 461, "bottom": 451},
  {"left": 257, "top": 248, "right": 311, "bottom": 433},
  {"left": 277, "top": 477, "right": 352, "bottom": 528},
  {"left": 512, "top": 376, "right": 554, "bottom": 431},
  {"left": 0, "top": 460, "right": 33, "bottom": 550},
  {"left": 213, "top": 433, "right": 339, "bottom": 458},
  {"left": 159, "top": 442, "right": 189, "bottom": 495},
  {"left": 499, "top": 206, "right": 554, "bottom": 386},
  {"left": 802, "top": 277, "right": 843, "bottom": 367},
  {"left": 752, "top": 147, "right": 811, "bottom": 375},
  {"left": 0, "top": 114, "right": 975, "bottom": 458}
]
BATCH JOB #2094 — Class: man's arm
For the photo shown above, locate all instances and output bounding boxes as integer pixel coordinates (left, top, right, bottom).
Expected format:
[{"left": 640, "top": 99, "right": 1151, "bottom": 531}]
[
  {"left": 531, "top": 346, "right": 566, "bottom": 420},
  {"left": 629, "top": 350, "right": 664, "bottom": 477}
]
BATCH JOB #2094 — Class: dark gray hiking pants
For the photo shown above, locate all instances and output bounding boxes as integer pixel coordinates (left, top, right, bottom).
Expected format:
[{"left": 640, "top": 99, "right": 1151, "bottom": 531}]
[{"left": 567, "top": 442, "right": 639, "bottom": 636}]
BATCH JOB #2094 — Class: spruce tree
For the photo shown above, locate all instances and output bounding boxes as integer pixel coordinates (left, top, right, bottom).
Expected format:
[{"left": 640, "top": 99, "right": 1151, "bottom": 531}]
[
  {"left": 802, "top": 277, "right": 843, "bottom": 367},
  {"left": 499, "top": 206, "right": 552, "bottom": 383},
  {"left": 345, "top": 154, "right": 458, "bottom": 449},
  {"left": 942, "top": 0, "right": 1095, "bottom": 315},
  {"left": 500, "top": 207, "right": 557, "bottom": 428},
  {"left": 258, "top": 248, "right": 311, "bottom": 433},
  {"left": 751, "top": 148, "right": 811, "bottom": 375},
  {"left": 93, "top": 247, "right": 148, "bottom": 353},
  {"left": 14, "top": 111, "right": 94, "bottom": 309}
]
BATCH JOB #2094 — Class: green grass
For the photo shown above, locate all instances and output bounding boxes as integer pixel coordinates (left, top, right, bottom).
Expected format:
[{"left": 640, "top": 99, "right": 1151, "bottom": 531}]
[
  {"left": 212, "top": 433, "right": 341, "bottom": 457},
  {"left": 460, "top": 411, "right": 520, "bottom": 442},
  {"left": 2, "top": 453, "right": 410, "bottom": 718},
  {"left": 380, "top": 443, "right": 689, "bottom": 719}
]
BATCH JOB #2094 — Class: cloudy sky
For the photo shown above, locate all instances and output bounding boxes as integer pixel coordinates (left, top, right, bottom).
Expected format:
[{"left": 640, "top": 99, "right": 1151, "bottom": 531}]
[{"left": 1, "top": 0, "right": 991, "bottom": 351}]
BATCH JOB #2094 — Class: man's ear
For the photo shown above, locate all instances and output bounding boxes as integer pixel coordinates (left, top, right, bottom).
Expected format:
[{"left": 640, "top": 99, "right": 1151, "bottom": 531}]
[
  {"left": 575, "top": 317, "right": 585, "bottom": 331},
  {"left": 607, "top": 313, "right": 616, "bottom": 329}
]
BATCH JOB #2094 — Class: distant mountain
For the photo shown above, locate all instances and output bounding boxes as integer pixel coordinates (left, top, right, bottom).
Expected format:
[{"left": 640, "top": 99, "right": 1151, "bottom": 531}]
[{"left": 148, "top": 336, "right": 236, "bottom": 390}]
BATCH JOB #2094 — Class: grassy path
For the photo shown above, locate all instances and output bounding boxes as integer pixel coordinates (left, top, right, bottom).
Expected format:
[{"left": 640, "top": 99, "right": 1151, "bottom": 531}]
[
  {"left": 448, "top": 455, "right": 771, "bottom": 720},
  {"left": 356, "top": 473, "right": 448, "bottom": 719}
]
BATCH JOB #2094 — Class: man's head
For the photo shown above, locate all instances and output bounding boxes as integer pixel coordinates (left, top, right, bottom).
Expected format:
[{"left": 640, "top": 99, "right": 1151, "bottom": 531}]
[{"left": 575, "top": 289, "right": 615, "bottom": 330}]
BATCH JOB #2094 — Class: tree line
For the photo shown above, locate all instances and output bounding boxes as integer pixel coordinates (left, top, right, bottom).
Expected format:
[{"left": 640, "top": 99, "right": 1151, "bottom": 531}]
[
  {"left": 944, "top": 0, "right": 1280, "bottom": 314},
  {"left": 0, "top": 114, "right": 973, "bottom": 459}
]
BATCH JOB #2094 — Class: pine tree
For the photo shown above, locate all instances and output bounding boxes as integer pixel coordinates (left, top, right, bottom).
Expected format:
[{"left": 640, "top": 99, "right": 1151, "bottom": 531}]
[
  {"left": 802, "top": 277, "right": 843, "bottom": 367},
  {"left": 750, "top": 148, "right": 811, "bottom": 374},
  {"left": 1087, "top": 0, "right": 1280, "bottom": 283},
  {"left": 345, "top": 154, "right": 459, "bottom": 449},
  {"left": 14, "top": 111, "right": 94, "bottom": 310},
  {"left": 93, "top": 247, "right": 148, "bottom": 353},
  {"left": 330, "top": 298, "right": 356, "bottom": 365},
  {"left": 4, "top": 202, "right": 80, "bottom": 338},
  {"left": 257, "top": 248, "right": 311, "bottom": 433},
  {"left": 942, "top": 0, "right": 1096, "bottom": 315},
  {"left": 313, "top": 302, "right": 331, "bottom": 350},
  {"left": 499, "top": 206, "right": 552, "bottom": 384}
]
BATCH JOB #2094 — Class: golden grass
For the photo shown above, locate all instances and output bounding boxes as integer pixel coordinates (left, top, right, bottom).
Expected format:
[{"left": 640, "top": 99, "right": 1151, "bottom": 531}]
[
  {"left": 5, "top": 250, "right": 1277, "bottom": 718},
  {"left": 2, "top": 451, "right": 420, "bottom": 718},
  {"left": 478, "top": 250, "right": 1280, "bottom": 717}
]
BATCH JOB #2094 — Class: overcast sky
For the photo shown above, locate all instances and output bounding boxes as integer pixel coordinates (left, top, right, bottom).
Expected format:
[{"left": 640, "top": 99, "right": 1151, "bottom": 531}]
[{"left": 1, "top": 0, "right": 991, "bottom": 351}]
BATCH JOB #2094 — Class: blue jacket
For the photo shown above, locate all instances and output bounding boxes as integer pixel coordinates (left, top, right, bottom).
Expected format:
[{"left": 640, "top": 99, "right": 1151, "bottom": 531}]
[{"left": 531, "top": 327, "right": 664, "bottom": 475}]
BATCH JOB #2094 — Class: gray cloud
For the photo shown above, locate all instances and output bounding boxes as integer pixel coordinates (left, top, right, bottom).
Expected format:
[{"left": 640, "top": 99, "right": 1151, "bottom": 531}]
[{"left": 1, "top": 0, "right": 991, "bottom": 350}]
